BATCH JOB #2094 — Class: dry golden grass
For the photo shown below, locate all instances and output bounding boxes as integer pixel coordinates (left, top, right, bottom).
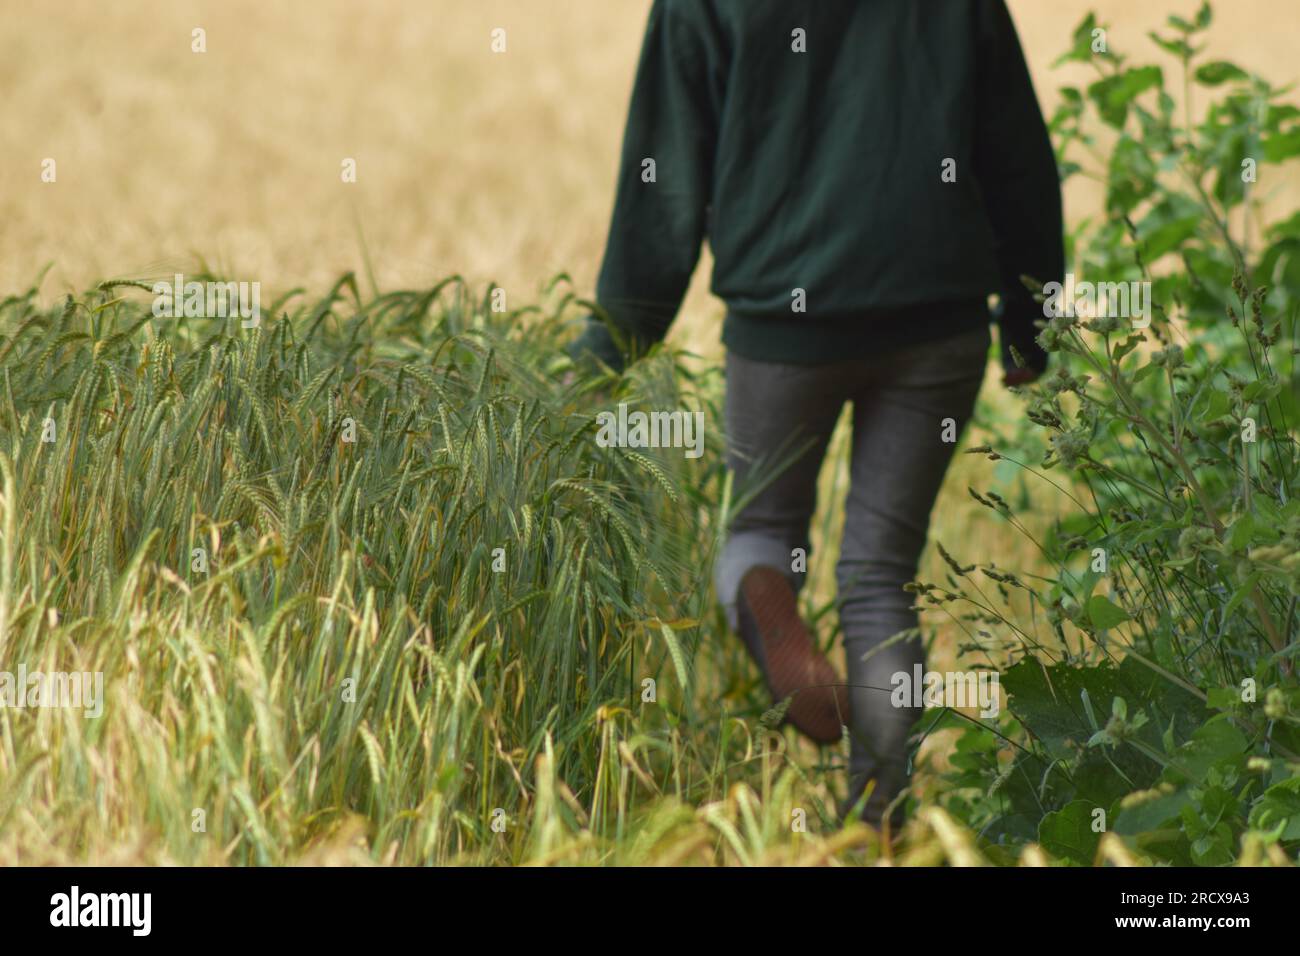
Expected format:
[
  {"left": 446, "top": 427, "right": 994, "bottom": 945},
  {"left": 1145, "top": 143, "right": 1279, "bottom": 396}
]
[{"left": 5, "top": 0, "right": 1297, "bottom": 320}]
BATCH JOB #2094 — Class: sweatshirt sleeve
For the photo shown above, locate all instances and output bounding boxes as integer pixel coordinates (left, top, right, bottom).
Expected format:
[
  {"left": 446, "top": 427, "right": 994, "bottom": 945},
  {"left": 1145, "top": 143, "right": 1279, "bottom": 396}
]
[
  {"left": 590, "top": 0, "right": 724, "bottom": 356},
  {"left": 973, "top": 0, "right": 1064, "bottom": 374}
]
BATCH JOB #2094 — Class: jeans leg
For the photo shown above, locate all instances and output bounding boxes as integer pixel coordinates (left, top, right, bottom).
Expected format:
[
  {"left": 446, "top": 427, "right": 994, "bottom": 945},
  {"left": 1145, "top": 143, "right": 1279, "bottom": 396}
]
[
  {"left": 713, "top": 351, "right": 845, "bottom": 631},
  {"left": 836, "top": 324, "right": 990, "bottom": 824}
]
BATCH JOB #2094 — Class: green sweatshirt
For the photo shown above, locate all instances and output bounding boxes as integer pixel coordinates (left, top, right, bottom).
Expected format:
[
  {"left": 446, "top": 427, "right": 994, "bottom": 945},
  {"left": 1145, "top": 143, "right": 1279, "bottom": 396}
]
[{"left": 574, "top": 0, "right": 1063, "bottom": 371}]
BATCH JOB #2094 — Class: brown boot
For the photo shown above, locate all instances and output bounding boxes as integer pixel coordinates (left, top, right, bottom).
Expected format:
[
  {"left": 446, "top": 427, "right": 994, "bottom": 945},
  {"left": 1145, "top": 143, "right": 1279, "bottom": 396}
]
[{"left": 736, "top": 566, "right": 849, "bottom": 743}]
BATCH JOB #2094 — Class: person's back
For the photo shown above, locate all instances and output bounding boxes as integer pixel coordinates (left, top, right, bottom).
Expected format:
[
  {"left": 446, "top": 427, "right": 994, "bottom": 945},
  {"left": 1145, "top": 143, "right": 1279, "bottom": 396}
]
[
  {"left": 582, "top": 0, "right": 1062, "bottom": 371},
  {"left": 572, "top": 0, "right": 1064, "bottom": 829}
]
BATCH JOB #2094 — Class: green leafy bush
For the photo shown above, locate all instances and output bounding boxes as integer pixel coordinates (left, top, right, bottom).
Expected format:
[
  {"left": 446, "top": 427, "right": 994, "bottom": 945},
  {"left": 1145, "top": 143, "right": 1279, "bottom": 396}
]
[{"left": 936, "top": 3, "right": 1300, "bottom": 865}]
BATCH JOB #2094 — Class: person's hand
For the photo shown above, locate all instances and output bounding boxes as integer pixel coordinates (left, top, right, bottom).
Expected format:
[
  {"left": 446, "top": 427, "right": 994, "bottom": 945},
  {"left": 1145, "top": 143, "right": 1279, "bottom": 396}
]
[
  {"left": 1002, "top": 366, "right": 1042, "bottom": 388},
  {"left": 998, "top": 323, "right": 1049, "bottom": 390},
  {"left": 565, "top": 319, "right": 627, "bottom": 379}
]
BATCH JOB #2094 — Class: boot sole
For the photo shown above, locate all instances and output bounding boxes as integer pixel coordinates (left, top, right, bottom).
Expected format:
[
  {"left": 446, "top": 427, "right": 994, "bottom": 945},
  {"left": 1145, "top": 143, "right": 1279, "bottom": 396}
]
[{"left": 738, "top": 566, "right": 849, "bottom": 743}]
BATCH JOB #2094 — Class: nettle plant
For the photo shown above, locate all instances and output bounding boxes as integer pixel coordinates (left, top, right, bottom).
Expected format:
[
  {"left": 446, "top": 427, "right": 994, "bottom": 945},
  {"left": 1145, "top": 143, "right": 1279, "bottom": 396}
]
[{"left": 930, "top": 4, "right": 1300, "bottom": 865}]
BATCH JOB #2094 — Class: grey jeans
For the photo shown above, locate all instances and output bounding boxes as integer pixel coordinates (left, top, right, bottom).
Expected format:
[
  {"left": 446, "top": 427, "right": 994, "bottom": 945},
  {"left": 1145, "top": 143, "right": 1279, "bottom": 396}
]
[{"left": 713, "top": 321, "right": 990, "bottom": 824}]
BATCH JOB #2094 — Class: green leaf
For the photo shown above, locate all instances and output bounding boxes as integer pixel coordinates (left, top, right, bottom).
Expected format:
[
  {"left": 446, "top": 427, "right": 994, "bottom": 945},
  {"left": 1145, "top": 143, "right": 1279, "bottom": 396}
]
[
  {"left": 1249, "top": 778, "right": 1300, "bottom": 840},
  {"left": 1227, "top": 512, "right": 1258, "bottom": 551},
  {"left": 1115, "top": 788, "right": 1193, "bottom": 834},
  {"left": 1002, "top": 658, "right": 1206, "bottom": 770},
  {"left": 1106, "top": 135, "right": 1159, "bottom": 215},
  {"left": 1133, "top": 361, "right": 1162, "bottom": 384},
  {"left": 1039, "top": 800, "right": 1102, "bottom": 865},
  {"left": 1111, "top": 333, "right": 1145, "bottom": 363},
  {"left": 1086, "top": 594, "right": 1130, "bottom": 630},
  {"left": 1148, "top": 31, "right": 1194, "bottom": 60},
  {"left": 1088, "top": 67, "right": 1164, "bottom": 129},
  {"left": 1175, "top": 715, "right": 1248, "bottom": 780},
  {"left": 1053, "top": 14, "right": 1101, "bottom": 68},
  {"left": 1191, "top": 386, "right": 1231, "bottom": 424},
  {"left": 1262, "top": 129, "right": 1300, "bottom": 163},
  {"left": 1223, "top": 571, "right": 1262, "bottom": 617},
  {"left": 1077, "top": 566, "right": 1103, "bottom": 603},
  {"left": 1242, "top": 378, "right": 1282, "bottom": 402},
  {"left": 1195, "top": 61, "right": 1248, "bottom": 86},
  {"left": 1140, "top": 216, "right": 1202, "bottom": 260},
  {"left": 1205, "top": 687, "right": 1241, "bottom": 711}
]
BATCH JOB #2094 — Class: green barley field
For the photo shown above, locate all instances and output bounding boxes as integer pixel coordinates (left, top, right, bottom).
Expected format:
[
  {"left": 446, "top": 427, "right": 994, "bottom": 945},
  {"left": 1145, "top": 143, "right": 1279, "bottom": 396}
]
[{"left": 0, "top": 275, "right": 935, "bottom": 865}]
